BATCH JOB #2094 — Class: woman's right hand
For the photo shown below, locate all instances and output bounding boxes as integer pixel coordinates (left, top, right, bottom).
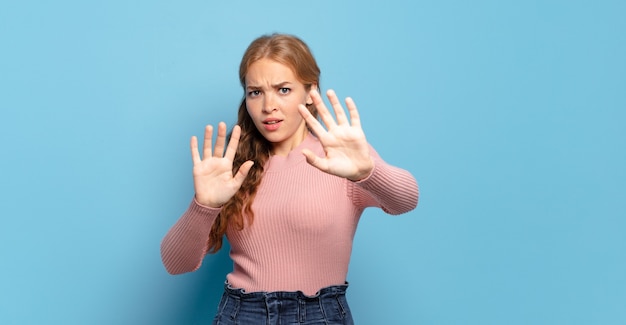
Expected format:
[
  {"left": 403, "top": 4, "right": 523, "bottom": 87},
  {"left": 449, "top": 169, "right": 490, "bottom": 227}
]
[{"left": 190, "top": 122, "right": 254, "bottom": 208}]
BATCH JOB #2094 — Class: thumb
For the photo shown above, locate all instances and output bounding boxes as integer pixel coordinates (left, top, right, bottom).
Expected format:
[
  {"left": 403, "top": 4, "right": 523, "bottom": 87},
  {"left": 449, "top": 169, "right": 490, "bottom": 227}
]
[
  {"left": 302, "top": 149, "right": 328, "bottom": 172},
  {"left": 233, "top": 161, "right": 254, "bottom": 185}
]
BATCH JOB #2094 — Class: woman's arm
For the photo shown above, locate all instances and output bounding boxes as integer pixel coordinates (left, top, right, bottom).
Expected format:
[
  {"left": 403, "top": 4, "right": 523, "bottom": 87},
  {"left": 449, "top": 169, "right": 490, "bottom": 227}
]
[
  {"left": 349, "top": 150, "right": 419, "bottom": 215},
  {"left": 160, "top": 199, "right": 221, "bottom": 274},
  {"left": 161, "top": 122, "right": 252, "bottom": 274},
  {"left": 298, "top": 89, "right": 418, "bottom": 214}
]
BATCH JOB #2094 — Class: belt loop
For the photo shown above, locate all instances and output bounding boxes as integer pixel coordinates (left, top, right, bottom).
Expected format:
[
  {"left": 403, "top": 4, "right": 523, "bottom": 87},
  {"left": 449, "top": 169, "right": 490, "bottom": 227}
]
[
  {"left": 264, "top": 293, "right": 271, "bottom": 325},
  {"left": 298, "top": 298, "right": 306, "bottom": 323}
]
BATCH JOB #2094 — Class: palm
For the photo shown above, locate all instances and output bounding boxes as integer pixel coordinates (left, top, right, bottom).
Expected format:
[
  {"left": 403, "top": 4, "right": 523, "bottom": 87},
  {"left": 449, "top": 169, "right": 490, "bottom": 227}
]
[
  {"left": 299, "top": 89, "right": 373, "bottom": 181},
  {"left": 190, "top": 123, "right": 253, "bottom": 208}
]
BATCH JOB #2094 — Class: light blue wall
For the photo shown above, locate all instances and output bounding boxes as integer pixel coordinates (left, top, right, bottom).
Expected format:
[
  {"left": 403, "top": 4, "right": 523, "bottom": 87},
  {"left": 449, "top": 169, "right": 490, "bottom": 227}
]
[{"left": 1, "top": 1, "right": 625, "bottom": 324}]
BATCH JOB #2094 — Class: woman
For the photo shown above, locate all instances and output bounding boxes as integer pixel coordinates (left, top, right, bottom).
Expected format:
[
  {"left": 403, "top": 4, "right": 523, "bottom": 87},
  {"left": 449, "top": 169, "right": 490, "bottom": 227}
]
[{"left": 161, "top": 33, "right": 419, "bottom": 325}]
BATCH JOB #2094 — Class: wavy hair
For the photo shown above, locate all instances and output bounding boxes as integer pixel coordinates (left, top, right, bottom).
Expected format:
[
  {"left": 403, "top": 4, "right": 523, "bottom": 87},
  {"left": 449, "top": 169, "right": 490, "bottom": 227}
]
[{"left": 207, "top": 34, "right": 321, "bottom": 253}]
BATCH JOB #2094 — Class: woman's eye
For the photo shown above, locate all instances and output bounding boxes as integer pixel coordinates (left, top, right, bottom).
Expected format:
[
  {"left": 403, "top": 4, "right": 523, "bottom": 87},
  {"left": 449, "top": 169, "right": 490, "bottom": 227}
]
[
  {"left": 279, "top": 88, "right": 290, "bottom": 94},
  {"left": 248, "top": 90, "right": 261, "bottom": 97}
]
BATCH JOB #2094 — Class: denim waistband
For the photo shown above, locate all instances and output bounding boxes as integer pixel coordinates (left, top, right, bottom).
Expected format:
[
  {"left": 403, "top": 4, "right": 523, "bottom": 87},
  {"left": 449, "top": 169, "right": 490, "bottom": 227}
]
[{"left": 224, "top": 282, "right": 349, "bottom": 301}]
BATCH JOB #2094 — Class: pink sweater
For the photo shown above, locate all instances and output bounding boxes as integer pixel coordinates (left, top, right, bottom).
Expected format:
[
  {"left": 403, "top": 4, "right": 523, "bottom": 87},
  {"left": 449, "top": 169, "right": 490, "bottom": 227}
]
[{"left": 161, "top": 133, "right": 418, "bottom": 295}]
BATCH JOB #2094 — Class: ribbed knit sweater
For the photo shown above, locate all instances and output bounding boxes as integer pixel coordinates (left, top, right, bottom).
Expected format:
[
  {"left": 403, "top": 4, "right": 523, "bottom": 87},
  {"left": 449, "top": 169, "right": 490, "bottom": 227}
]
[{"left": 161, "top": 132, "right": 419, "bottom": 296}]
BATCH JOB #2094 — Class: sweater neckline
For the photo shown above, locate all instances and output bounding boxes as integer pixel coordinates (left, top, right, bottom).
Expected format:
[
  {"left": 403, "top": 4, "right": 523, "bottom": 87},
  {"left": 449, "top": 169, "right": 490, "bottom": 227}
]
[{"left": 265, "top": 132, "right": 319, "bottom": 172}]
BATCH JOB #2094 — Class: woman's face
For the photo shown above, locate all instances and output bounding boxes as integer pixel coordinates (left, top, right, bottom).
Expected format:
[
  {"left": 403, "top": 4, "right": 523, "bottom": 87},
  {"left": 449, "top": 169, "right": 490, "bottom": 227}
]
[{"left": 245, "top": 58, "right": 314, "bottom": 156}]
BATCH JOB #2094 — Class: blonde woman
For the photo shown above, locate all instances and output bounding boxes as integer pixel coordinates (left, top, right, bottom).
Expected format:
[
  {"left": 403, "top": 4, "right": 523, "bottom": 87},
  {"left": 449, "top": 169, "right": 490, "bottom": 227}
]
[{"left": 161, "top": 33, "right": 419, "bottom": 324}]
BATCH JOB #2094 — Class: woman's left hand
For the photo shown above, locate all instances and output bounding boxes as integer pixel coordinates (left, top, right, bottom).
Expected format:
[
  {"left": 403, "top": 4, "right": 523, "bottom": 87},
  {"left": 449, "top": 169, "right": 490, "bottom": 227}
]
[{"left": 298, "top": 89, "right": 374, "bottom": 181}]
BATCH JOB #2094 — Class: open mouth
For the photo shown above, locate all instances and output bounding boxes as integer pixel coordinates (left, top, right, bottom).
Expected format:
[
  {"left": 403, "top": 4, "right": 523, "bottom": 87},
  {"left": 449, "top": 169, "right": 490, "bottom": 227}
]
[{"left": 262, "top": 119, "right": 283, "bottom": 131}]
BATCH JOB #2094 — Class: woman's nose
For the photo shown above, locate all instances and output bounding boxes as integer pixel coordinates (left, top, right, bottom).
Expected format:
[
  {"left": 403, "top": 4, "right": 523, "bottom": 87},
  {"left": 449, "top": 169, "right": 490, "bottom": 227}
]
[{"left": 262, "top": 94, "right": 278, "bottom": 113}]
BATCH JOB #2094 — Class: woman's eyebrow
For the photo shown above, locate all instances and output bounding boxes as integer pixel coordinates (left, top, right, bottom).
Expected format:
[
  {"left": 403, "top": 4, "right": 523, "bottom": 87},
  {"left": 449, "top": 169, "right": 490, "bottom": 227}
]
[
  {"left": 272, "top": 81, "right": 292, "bottom": 88},
  {"left": 246, "top": 81, "right": 292, "bottom": 90}
]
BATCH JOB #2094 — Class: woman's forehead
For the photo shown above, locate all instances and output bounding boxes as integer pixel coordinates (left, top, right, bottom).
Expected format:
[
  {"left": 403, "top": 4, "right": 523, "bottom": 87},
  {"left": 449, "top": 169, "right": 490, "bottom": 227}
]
[{"left": 245, "top": 59, "right": 299, "bottom": 86}]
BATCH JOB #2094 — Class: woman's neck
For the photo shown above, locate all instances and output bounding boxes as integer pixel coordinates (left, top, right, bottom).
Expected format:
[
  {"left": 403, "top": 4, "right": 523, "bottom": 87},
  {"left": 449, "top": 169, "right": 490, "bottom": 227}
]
[{"left": 270, "top": 127, "right": 308, "bottom": 157}]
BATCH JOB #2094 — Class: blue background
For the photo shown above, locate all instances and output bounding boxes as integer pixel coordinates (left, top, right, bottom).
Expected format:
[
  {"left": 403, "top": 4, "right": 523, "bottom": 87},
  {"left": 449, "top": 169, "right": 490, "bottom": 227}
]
[{"left": 1, "top": 1, "right": 624, "bottom": 324}]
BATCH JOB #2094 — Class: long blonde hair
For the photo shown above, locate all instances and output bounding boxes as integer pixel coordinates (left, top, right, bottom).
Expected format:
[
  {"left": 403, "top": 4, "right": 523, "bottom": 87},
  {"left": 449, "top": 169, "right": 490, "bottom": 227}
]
[{"left": 207, "top": 33, "right": 321, "bottom": 253}]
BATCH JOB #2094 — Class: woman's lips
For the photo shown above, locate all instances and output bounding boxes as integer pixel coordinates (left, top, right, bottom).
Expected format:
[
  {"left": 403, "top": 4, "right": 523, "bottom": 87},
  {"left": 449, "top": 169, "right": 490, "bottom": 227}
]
[{"left": 263, "top": 119, "right": 282, "bottom": 131}]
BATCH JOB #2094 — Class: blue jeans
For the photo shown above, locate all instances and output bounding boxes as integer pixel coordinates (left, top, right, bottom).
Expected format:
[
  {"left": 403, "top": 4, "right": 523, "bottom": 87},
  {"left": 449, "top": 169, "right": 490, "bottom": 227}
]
[{"left": 212, "top": 282, "right": 354, "bottom": 325}]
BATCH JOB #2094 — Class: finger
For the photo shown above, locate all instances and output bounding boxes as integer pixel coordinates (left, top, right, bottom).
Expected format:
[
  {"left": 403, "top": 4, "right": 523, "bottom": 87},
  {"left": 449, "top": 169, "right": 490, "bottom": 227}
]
[
  {"left": 327, "top": 89, "right": 349, "bottom": 125},
  {"left": 190, "top": 136, "right": 201, "bottom": 164},
  {"left": 310, "top": 89, "right": 337, "bottom": 129},
  {"left": 302, "top": 149, "right": 329, "bottom": 172},
  {"left": 224, "top": 124, "right": 242, "bottom": 161},
  {"left": 233, "top": 160, "right": 254, "bottom": 186},
  {"left": 202, "top": 125, "right": 213, "bottom": 160},
  {"left": 213, "top": 122, "right": 227, "bottom": 157},
  {"left": 345, "top": 97, "right": 362, "bottom": 128},
  {"left": 299, "top": 104, "right": 327, "bottom": 137}
]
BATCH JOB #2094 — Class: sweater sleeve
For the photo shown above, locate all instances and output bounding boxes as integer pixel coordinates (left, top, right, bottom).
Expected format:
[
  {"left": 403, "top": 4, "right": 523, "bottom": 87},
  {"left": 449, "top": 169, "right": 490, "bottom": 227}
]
[
  {"left": 160, "top": 198, "right": 221, "bottom": 274},
  {"left": 348, "top": 147, "right": 419, "bottom": 215}
]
